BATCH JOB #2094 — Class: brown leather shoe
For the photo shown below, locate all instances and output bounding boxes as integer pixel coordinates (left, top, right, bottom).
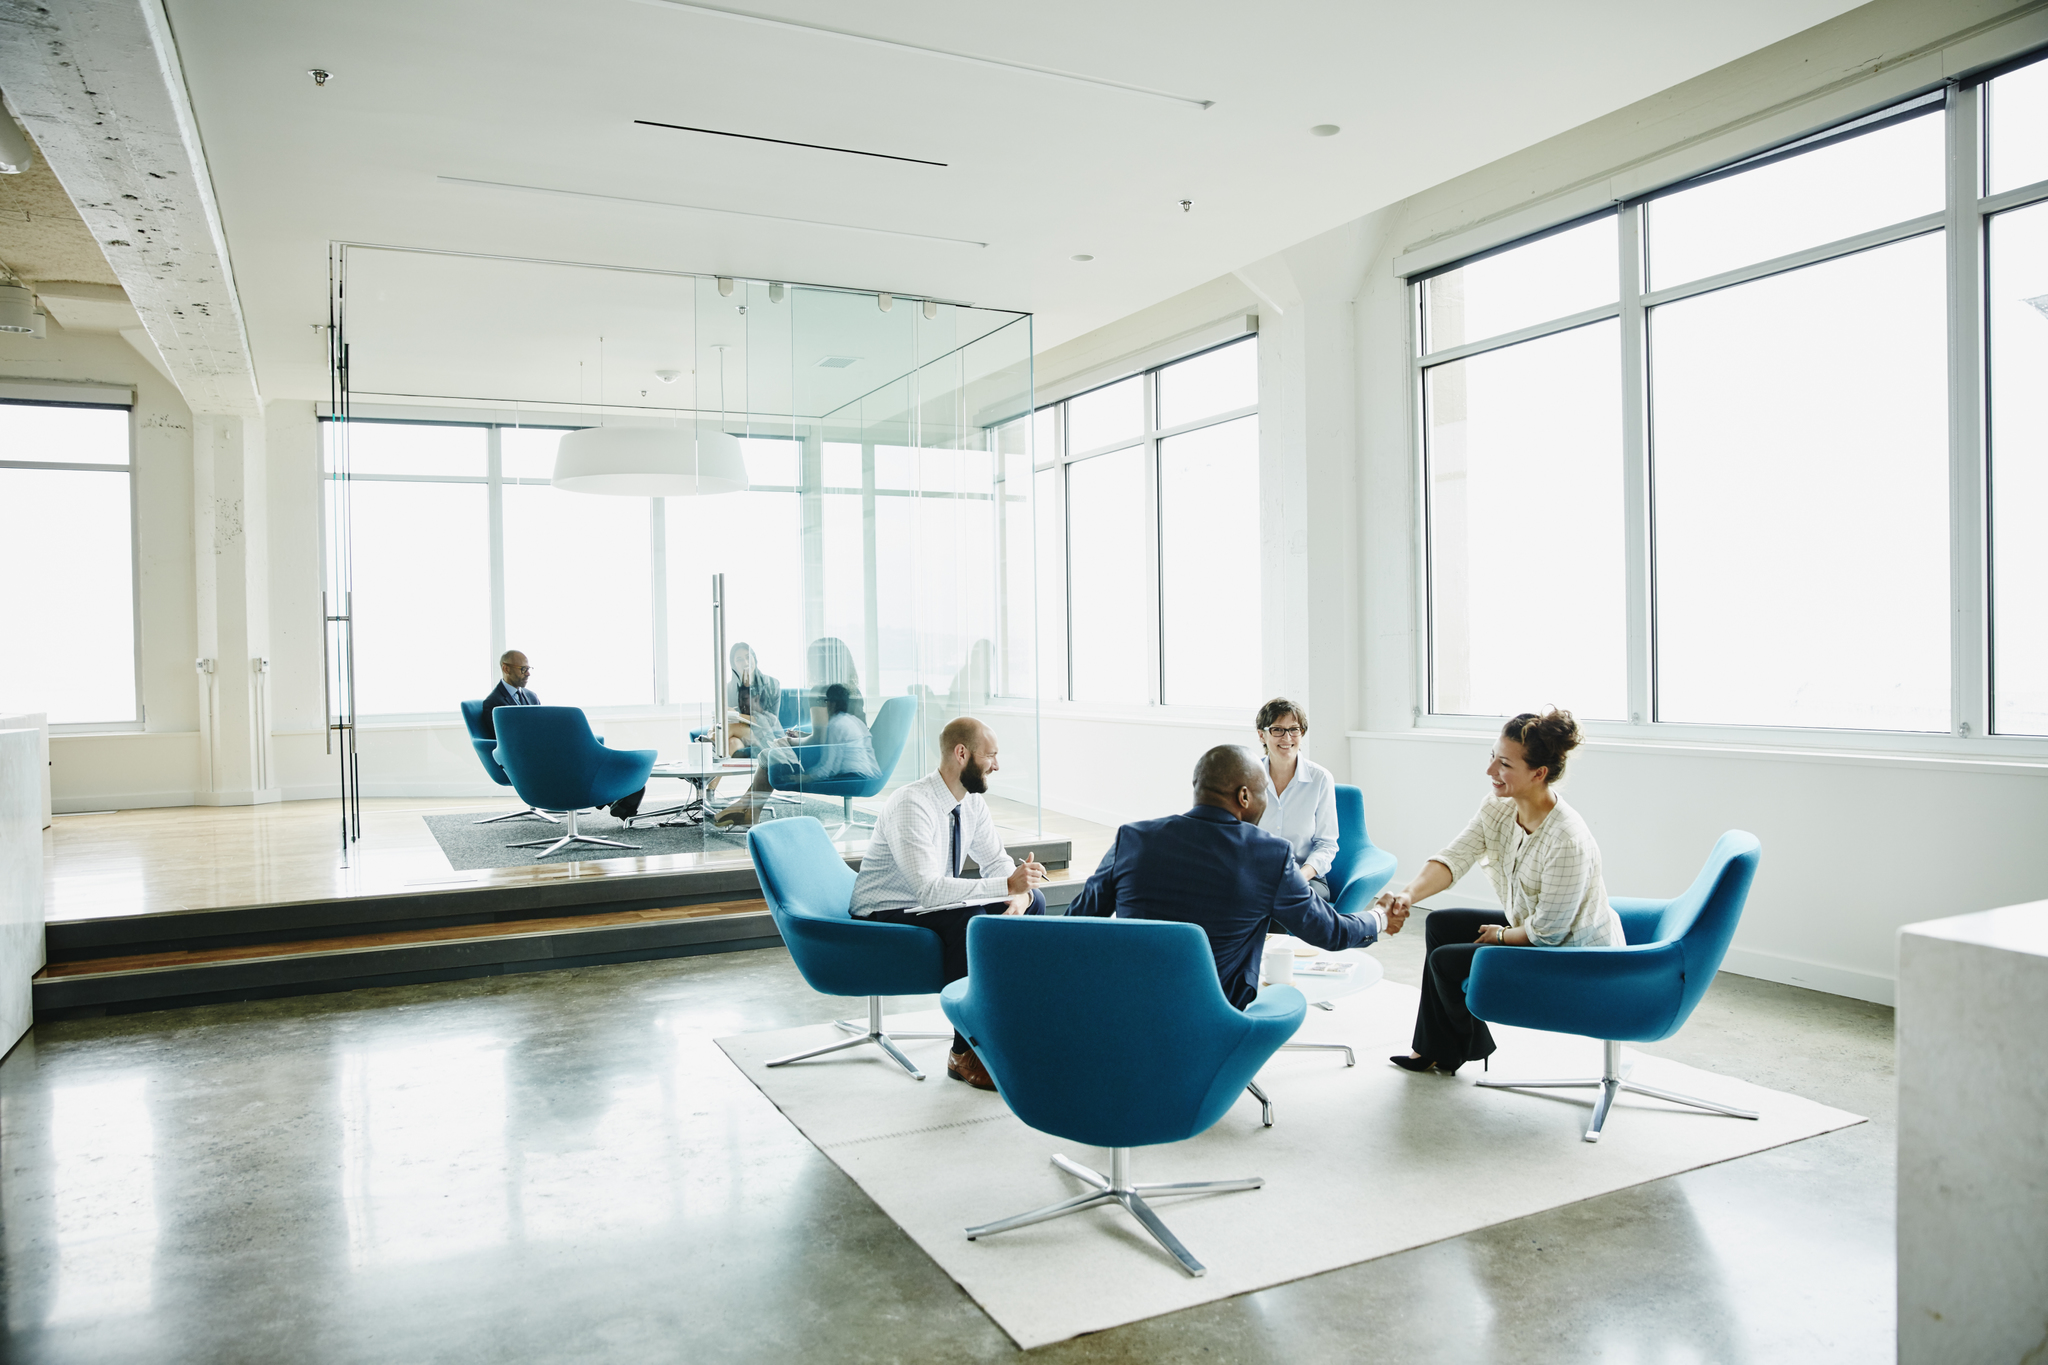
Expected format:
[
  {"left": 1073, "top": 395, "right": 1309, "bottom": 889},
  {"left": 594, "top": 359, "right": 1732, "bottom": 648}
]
[{"left": 947, "top": 1045, "right": 997, "bottom": 1091}]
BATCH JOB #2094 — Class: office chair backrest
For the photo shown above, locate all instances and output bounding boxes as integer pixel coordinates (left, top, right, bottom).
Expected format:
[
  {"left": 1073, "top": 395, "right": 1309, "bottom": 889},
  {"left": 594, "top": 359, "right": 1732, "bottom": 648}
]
[
  {"left": 748, "top": 817, "right": 857, "bottom": 927},
  {"left": 1328, "top": 784, "right": 1367, "bottom": 895},
  {"left": 959, "top": 915, "right": 1261, "bottom": 1148},
  {"left": 1658, "top": 830, "right": 1760, "bottom": 1023},
  {"left": 459, "top": 699, "right": 488, "bottom": 741},
  {"left": 778, "top": 688, "right": 802, "bottom": 730},
  {"left": 865, "top": 695, "right": 918, "bottom": 786},
  {"left": 492, "top": 706, "right": 606, "bottom": 811}
]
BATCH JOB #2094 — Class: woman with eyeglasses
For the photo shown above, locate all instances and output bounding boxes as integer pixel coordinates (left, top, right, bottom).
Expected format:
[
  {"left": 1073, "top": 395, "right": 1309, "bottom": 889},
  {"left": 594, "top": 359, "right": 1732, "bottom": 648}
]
[
  {"left": 1253, "top": 697, "right": 1339, "bottom": 899},
  {"left": 1376, "top": 707, "right": 1623, "bottom": 1075}
]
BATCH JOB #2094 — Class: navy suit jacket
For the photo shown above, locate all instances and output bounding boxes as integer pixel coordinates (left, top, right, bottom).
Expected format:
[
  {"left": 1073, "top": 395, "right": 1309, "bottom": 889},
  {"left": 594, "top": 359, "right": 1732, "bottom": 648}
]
[
  {"left": 1068, "top": 804, "right": 1379, "bottom": 1009},
  {"left": 479, "top": 680, "right": 538, "bottom": 740}
]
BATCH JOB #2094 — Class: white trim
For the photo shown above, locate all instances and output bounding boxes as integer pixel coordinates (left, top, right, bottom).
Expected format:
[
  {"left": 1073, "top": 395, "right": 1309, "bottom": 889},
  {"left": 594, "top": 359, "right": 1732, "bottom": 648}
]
[
  {"left": 1719, "top": 947, "right": 1895, "bottom": 1006},
  {"left": 1348, "top": 727, "right": 2048, "bottom": 778},
  {"left": 0, "top": 379, "right": 134, "bottom": 407},
  {"left": 1033, "top": 314, "right": 1257, "bottom": 410},
  {"left": 52, "top": 790, "right": 195, "bottom": 813}
]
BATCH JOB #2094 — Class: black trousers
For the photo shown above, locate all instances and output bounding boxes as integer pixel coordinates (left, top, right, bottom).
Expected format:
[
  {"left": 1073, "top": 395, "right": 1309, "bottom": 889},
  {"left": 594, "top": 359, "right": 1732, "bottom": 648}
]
[
  {"left": 865, "top": 888, "right": 1047, "bottom": 1051},
  {"left": 1412, "top": 908, "right": 1512, "bottom": 1070}
]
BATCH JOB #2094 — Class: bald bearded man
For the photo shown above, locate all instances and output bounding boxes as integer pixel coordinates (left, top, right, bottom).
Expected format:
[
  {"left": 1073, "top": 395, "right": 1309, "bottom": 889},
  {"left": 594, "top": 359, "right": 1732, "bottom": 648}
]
[
  {"left": 850, "top": 716, "right": 1047, "bottom": 1089},
  {"left": 1068, "top": 745, "right": 1403, "bottom": 1008}
]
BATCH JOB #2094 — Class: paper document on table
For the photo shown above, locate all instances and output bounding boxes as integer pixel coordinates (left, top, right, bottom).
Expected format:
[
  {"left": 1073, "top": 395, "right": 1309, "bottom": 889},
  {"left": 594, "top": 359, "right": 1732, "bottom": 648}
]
[{"left": 1297, "top": 959, "right": 1357, "bottom": 977}]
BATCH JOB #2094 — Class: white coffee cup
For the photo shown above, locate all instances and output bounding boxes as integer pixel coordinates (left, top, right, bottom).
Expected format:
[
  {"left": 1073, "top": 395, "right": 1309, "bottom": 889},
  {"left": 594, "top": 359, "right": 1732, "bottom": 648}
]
[
  {"left": 1262, "top": 937, "right": 1294, "bottom": 985},
  {"left": 685, "top": 741, "right": 715, "bottom": 769}
]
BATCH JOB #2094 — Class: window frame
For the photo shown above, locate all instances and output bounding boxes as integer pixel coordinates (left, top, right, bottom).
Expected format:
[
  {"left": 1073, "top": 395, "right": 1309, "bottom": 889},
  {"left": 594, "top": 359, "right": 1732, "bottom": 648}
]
[
  {"left": 1034, "top": 334, "right": 1260, "bottom": 713},
  {"left": 1, "top": 398, "right": 143, "bottom": 731},
  {"left": 1407, "top": 57, "right": 2048, "bottom": 758}
]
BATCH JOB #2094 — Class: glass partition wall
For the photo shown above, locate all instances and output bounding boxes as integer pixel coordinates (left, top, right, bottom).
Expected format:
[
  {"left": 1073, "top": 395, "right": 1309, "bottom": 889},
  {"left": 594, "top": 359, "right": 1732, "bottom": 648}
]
[{"left": 325, "top": 246, "right": 1036, "bottom": 850}]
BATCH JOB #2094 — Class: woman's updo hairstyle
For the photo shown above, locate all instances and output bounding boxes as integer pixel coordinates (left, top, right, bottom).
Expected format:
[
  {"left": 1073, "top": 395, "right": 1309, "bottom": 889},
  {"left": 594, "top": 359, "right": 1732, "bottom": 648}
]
[{"left": 1501, "top": 707, "right": 1582, "bottom": 783}]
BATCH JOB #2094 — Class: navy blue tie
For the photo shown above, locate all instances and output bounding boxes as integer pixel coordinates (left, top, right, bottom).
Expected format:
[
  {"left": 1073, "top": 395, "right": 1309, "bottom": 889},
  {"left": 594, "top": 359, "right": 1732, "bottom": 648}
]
[{"left": 950, "top": 806, "right": 962, "bottom": 879}]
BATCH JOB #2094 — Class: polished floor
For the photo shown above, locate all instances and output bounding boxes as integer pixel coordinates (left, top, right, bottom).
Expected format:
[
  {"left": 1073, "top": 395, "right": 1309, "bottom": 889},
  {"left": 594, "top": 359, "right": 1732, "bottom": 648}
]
[
  {"left": 0, "top": 924, "right": 1895, "bottom": 1363},
  {"left": 42, "top": 793, "right": 1099, "bottom": 922}
]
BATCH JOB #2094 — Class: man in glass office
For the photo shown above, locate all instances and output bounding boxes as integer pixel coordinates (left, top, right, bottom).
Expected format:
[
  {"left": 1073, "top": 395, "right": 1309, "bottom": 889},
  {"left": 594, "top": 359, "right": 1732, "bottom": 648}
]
[{"left": 483, "top": 649, "right": 643, "bottom": 819}]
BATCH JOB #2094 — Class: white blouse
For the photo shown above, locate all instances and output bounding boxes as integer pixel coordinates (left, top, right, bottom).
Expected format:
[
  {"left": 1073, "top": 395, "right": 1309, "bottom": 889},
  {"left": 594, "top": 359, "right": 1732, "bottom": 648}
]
[
  {"left": 1431, "top": 797, "right": 1623, "bottom": 947},
  {"left": 1258, "top": 755, "right": 1339, "bottom": 879}
]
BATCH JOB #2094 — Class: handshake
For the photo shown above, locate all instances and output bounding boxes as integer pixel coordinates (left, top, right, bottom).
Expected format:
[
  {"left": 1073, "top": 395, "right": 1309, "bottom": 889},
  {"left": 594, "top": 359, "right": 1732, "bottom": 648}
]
[{"left": 1370, "top": 890, "right": 1413, "bottom": 934}]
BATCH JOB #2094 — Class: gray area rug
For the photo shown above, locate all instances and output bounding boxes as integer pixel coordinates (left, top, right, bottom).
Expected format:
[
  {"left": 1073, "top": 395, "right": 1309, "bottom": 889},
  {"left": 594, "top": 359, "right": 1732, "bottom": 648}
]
[{"left": 423, "top": 796, "right": 860, "bottom": 870}]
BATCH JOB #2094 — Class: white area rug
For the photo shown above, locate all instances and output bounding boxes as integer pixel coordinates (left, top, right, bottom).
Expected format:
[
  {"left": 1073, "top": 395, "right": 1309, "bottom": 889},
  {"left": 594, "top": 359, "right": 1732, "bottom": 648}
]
[{"left": 717, "top": 982, "right": 1863, "bottom": 1349}]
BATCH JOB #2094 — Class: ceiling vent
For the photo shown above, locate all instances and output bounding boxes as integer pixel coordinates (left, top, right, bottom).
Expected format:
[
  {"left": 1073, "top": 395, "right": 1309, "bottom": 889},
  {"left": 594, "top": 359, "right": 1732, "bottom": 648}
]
[{"left": 815, "top": 355, "right": 860, "bottom": 369}]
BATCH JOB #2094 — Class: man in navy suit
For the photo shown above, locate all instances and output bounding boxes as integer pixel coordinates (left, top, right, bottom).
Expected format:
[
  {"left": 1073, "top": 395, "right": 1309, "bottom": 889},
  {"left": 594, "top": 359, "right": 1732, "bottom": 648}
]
[
  {"left": 1068, "top": 745, "right": 1405, "bottom": 1008},
  {"left": 478, "top": 650, "right": 538, "bottom": 739}
]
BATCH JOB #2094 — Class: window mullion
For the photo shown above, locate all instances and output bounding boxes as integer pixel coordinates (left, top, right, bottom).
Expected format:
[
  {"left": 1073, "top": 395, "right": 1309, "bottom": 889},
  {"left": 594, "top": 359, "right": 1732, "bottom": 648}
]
[
  {"left": 1620, "top": 204, "right": 1653, "bottom": 726},
  {"left": 1947, "top": 82, "right": 1988, "bottom": 739},
  {"left": 487, "top": 426, "right": 506, "bottom": 666},
  {"left": 1145, "top": 376, "right": 1163, "bottom": 706}
]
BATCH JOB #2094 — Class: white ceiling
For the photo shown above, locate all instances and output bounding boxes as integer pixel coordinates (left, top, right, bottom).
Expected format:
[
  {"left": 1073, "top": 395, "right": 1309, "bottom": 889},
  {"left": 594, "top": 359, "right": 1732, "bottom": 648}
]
[{"left": 162, "top": 0, "right": 1869, "bottom": 404}]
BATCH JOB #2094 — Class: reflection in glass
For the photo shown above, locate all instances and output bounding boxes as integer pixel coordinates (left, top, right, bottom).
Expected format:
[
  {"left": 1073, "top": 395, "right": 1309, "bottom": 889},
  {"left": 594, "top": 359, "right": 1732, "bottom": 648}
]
[
  {"left": 0, "top": 467, "right": 136, "bottom": 722},
  {"left": 1158, "top": 337, "right": 1258, "bottom": 428},
  {"left": 1989, "top": 201, "right": 2048, "bottom": 732},
  {"left": 1987, "top": 57, "right": 2048, "bottom": 195},
  {"left": 668, "top": 490, "right": 802, "bottom": 724},
  {"left": 997, "top": 423, "right": 1035, "bottom": 699},
  {"left": 1066, "top": 376, "right": 1143, "bottom": 454},
  {"left": 45, "top": 1076, "right": 155, "bottom": 1324},
  {"left": 330, "top": 420, "right": 486, "bottom": 477},
  {"left": 1066, "top": 447, "right": 1150, "bottom": 703},
  {"left": 1034, "top": 467, "right": 1064, "bottom": 700},
  {"left": 1423, "top": 215, "right": 1617, "bottom": 353},
  {"left": 1426, "top": 322, "right": 1626, "bottom": 720},
  {"left": 0, "top": 402, "right": 128, "bottom": 465},
  {"left": 337, "top": 479, "right": 490, "bottom": 715},
  {"left": 1651, "top": 234, "right": 1948, "bottom": 730},
  {"left": 1160, "top": 416, "right": 1261, "bottom": 707},
  {"left": 1647, "top": 113, "right": 1942, "bottom": 289}
]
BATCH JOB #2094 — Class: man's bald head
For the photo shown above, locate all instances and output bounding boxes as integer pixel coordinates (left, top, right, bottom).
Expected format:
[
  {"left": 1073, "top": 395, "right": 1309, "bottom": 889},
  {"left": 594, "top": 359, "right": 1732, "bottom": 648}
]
[
  {"left": 500, "top": 650, "right": 531, "bottom": 686},
  {"left": 939, "top": 716, "right": 987, "bottom": 756},
  {"left": 938, "top": 717, "right": 1000, "bottom": 796},
  {"left": 1192, "top": 744, "right": 1269, "bottom": 823}
]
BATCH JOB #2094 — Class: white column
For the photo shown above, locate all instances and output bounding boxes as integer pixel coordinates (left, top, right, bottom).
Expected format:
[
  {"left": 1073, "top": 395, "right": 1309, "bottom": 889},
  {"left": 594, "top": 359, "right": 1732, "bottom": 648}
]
[
  {"left": 192, "top": 411, "right": 279, "bottom": 805},
  {"left": 0, "top": 722, "right": 44, "bottom": 1056},
  {"left": 1896, "top": 903, "right": 2048, "bottom": 1364}
]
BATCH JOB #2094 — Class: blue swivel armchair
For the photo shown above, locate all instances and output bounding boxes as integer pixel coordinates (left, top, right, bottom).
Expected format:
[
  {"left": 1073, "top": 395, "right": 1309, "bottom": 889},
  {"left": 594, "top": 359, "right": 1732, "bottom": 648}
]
[
  {"left": 458, "top": 700, "right": 559, "bottom": 826},
  {"left": 943, "top": 916, "right": 1306, "bottom": 1277},
  {"left": 1466, "top": 830, "right": 1763, "bottom": 1143},
  {"left": 1328, "top": 783, "right": 1398, "bottom": 911},
  {"left": 766, "top": 694, "right": 916, "bottom": 830},
  {"left": 747, "top": 816, "right": 951, "bottom": 1079},
  {"left": 491, "top": 707, "right": 658, "bottom": 860}
]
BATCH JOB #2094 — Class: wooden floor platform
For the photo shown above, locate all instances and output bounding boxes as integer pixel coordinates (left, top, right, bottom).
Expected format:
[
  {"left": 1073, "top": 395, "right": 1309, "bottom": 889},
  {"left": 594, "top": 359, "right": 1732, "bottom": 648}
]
[{"left": 33, "top": 795, "right": 1105, "bottom": 1021}]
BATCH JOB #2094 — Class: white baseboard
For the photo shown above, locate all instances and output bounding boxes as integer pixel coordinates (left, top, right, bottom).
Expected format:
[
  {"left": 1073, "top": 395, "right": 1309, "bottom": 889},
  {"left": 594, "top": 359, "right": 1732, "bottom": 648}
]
[
  {"left": 53, "top": 791, "right": 197, "bottom": 813},
  {"left": 191, "top": 788, "right": 284, "bottom": 807},
  {"left": 1719, "top": 945, "right": 1895, "bottom": 1007}
]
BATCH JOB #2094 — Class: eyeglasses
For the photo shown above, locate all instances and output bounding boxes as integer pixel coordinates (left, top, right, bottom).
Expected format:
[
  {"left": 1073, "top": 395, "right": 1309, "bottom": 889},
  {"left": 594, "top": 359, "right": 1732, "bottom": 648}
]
[{"left": 1263, "top": 726, "right": 1302, "bottom": 738}]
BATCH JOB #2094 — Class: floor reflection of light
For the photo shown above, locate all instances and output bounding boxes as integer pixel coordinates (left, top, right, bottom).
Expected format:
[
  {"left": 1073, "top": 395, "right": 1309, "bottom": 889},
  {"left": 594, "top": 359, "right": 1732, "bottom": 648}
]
[
  {"left": 520, "top": 1080, "right": 675, "bottom": 1243},
  {"left": 45, "top": 1075, "right": 156, "bottom": 1325},
  {"left": 339, "top": 1035, "right": 510, "bottom": 1271}
]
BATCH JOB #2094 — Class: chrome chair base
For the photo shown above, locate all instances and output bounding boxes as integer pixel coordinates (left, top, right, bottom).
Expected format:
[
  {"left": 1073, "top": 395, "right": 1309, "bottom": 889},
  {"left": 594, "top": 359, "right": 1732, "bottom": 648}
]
[
  {"left": 1477, "top": 1039, "right": 1760, "bottom": 1142},
  {"left": 1280, "top": 1040, "right": 1356, "bottom": 1066},
  {"left": 767, "top": 996, "right": 949, "bottom": 1081},
  {"left": 474, "top": 807, "right": 560, "bottom": 826},
  {"left": 505, "top": 808, "right": 641, "bottom": 861},
  {"left": 965, "top": 1147, "right": 1263, "bottom": 1277}
]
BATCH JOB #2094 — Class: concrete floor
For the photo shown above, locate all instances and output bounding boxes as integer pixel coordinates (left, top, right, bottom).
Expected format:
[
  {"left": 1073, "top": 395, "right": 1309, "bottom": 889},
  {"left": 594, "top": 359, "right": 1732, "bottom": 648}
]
[{"left": 0, "top": 923, "right": 1896, "bottom": 1363}]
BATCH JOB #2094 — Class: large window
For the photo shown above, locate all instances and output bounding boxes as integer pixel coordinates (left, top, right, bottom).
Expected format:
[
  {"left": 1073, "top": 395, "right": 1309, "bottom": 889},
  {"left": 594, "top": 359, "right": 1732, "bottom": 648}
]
[
  {"left": 1033, "top": 335, "right": 1261, "bottom": 709},
  {"left": 0, "top": 401, "right": 136, "bottom": 724},
  {"left": 1416, "top": 56, "right": 2048, "bottom": 741}
]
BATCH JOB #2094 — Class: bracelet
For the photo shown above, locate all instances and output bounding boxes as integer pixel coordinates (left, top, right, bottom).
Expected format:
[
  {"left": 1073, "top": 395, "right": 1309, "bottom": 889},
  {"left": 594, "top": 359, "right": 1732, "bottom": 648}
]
[{"left": 1494, "top": 926, "right": 1505, "bottom": 944}]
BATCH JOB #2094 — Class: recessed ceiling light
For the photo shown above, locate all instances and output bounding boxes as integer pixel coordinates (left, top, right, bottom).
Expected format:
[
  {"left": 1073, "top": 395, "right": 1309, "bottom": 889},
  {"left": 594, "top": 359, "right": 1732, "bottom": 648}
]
[
  {"left": 1071, "top": 254, "right": 1094, "bottom": 262},
  {"left": 816, "top": 355, "right": 860, "bottom": 369},
  {"left": 1310, "top": 124, "right": 1340, "bottom": 137}
]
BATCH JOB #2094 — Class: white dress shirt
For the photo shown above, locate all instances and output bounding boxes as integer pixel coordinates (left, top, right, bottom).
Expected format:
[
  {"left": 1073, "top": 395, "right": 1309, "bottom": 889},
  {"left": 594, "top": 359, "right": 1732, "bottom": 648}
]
[
  {"left": 850, "top": 770, "right": 1017, "bottom": 916},
  {"left": 1258, "top": 755, "right": 1340, "bottom": 880},
  {"left": 1431, "top": 797, "right": 1623, "bottom": 947}
]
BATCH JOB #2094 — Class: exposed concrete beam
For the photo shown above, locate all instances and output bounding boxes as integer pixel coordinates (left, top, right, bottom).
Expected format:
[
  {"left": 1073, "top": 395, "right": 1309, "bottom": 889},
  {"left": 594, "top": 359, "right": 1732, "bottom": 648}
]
[{"left": 0, "top": 0, "right": 260, "bottom": 415}]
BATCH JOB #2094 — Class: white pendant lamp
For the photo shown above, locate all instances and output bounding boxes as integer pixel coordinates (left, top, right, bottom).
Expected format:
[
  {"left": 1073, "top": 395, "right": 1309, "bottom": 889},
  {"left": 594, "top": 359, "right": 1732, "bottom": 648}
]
[{"left": 552, "top": 424, "right": 747, "bottom": 496}]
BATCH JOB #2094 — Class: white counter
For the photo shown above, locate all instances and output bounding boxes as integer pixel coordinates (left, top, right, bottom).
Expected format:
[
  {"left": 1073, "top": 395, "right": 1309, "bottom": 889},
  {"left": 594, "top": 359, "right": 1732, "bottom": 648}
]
[
  {"left": 0, "top": 725, "right": 46, "bottom": 1056},
  {"left": 1896, "top": 901, "right": 2048, "bottom": 1364}
]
